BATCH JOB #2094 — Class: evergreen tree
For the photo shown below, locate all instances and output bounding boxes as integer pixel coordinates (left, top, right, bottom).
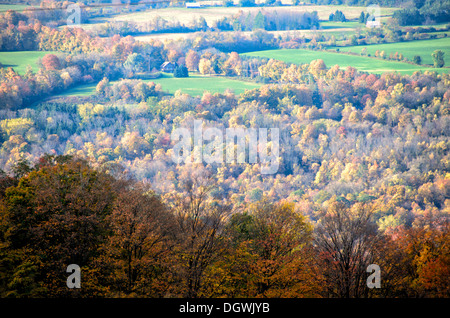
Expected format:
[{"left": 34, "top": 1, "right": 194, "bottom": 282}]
[
  {"left": 239, "top": 0, "right": 256, "bottom": 7},
  {"left": 253, "top": 11, "right": 266, "bottom": 30},
  {"left": 173, "top": 64, "right": 189, "bottom": 78},
  {"left": 329, "top": 10, "right": 346, "bottom": 22},
  {"left": 359, "top": 11, "right": 366, "bottom": 23}
]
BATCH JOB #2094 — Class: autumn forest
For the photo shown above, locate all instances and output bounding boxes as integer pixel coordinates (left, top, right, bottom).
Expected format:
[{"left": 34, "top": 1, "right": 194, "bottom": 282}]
[{"left": 0, "top": 0, "right": 449, "bottom": 300}]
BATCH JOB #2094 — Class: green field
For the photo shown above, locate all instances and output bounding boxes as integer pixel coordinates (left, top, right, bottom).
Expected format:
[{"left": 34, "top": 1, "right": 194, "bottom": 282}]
[
  {"left": 111, "top": 5, "right": 395, "bottom": 26},
  {"left": 400, "top": 22, "right": 450, "bottom": 30},
  {"left": 243, "top": 48, "right": 449, "bottom": 74},
  {"left": 57, "top": 83, "right": 99, "bottom": 97},
  {"left": 59, "top": 73, "right": 262, "bottom": 97},
  {"left": 320, "top": 21, "right": 364, "bottom": 30},
  {"left": 151, "top": 73, "right": 261, "bottom": 95},
  {"left": 0, "top": 4, "right": 30, "bottom": 12},
  {"left": 0, "top": 51, "right": 52, "bottom": 75},
  {"left": 331, "top": 37, "right": 450, "bottom": 66}
]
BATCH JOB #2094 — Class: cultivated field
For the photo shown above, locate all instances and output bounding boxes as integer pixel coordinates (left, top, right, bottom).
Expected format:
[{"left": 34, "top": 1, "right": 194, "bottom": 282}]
[
  {"left": 330, "top": 37, "right": 450, "bottom": 66},
  {"left": 111, "top": 5, "right": 396, "bottom": 26},
  {"left": 151, "top": 73, "right": 261, "bottom": 95},
  {"left": 58, "top": 73, "right": 262, "bottom": 97},
  {"left": 0, "top": 4, "right": 30, "bottom": 12},
  {"left": 243, "top": 48, "right": 449, "bottom": 74}
]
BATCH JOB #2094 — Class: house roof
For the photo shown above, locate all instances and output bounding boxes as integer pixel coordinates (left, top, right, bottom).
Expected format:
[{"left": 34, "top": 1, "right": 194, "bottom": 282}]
[{"left": 161, "top": 61, "right": 175, "bottom": 67}]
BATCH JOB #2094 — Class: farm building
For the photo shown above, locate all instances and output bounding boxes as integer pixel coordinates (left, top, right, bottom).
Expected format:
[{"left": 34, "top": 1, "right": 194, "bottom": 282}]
[
  {"left": 366, "top": 20, "right": 381, "bottom": 28},
  {"left": 161, "top": 61, "right": 176, "bottom": 72},
  {"left": 185, "top": 2, "right": 201, "bottom": 8}
]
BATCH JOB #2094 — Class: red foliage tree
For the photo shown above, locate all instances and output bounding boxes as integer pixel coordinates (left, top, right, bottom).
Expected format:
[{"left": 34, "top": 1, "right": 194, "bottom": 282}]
[{"left": 41, "top": 54, "right": 61, "bottom": 71}]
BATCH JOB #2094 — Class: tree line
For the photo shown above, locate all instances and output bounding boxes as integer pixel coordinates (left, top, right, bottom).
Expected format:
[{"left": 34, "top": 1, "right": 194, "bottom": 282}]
[{"left": 392, "top": 0, "right": 450, "bottom": 26}]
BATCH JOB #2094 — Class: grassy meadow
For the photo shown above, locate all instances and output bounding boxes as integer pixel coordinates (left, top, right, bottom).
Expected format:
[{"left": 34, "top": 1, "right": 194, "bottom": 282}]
[
  {"left": 151, "top": 73, "right": 261, "bottom": 96},
  {"left": 0, "top": 51, "right": 52, "bottom": 75},
  {"left": 243, "top": 48, "right": 449, "bottom": 74},
  {"left": 112, "top": 5, "right": 396, "bottom": 25},
  {"left": 320, "top": 21, "right": 364, "bottom": 29},
  {"left": 0, "top": 4, "right": 30, "bottom": 12},
  {"left": 58, "top": 73, "right": 262, "bottom": 97},
  {"left": 330, "top": 37, "right": 450, "bottom": 66}
]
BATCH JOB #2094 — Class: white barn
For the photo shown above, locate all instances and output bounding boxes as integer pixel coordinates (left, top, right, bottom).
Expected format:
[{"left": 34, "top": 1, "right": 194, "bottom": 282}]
[{"left": 186, "top": 2, "right": 201, "bottom": 8}]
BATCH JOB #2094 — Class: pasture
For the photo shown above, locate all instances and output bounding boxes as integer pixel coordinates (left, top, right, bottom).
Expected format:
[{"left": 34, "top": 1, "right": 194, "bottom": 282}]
[
  {"left": 59, "top": 73, "right": 262, "bottom": 97},
  {"left": 329, "top": 37, "right": 450, "bottom": 66},
  {"left": 243, "top": 48, "right": 448, "bottom": 74},
  {"left": 112, "top": 5, "right": 395, "bottom": 25},
  {"left": 0, "top": 4, "right": 30, "bottom": 12},
  {"left": 0, "top": 51, "right": 53, "bottom": 75},
  {"left": 150, "top": 73, "right": 261, "bottom": 96}
]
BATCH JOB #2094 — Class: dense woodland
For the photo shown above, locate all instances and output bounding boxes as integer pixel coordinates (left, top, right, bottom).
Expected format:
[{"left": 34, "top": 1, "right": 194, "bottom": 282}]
[
  {"left": 0, "top": 0, "right": 449, "bottom": 298},
  {"left": 0, "top": 154, "right": 449, "bottom": 297}
]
